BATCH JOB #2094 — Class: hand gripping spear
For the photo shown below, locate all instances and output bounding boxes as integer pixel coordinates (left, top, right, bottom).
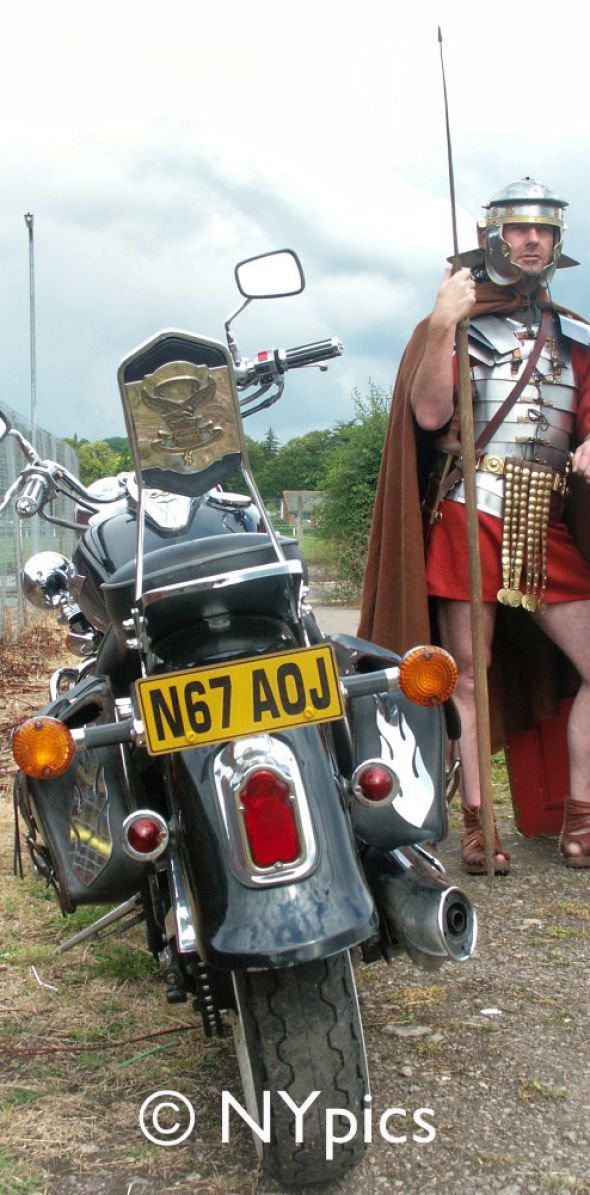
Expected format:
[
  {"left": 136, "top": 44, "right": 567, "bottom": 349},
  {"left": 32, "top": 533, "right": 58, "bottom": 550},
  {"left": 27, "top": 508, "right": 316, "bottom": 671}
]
[{"left": 438, "top": 28, "right": 496, "bottom": 881}]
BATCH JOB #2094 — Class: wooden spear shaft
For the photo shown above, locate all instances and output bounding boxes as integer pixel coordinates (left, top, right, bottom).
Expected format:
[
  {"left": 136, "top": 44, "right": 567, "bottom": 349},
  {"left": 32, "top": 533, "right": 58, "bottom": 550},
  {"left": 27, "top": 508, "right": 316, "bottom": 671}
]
[
  {"left": 455, "top": 319, "right": 496, "bottom": 882},
  {"left": 438, "top": 27, "right": 496, "bottom": 881}
]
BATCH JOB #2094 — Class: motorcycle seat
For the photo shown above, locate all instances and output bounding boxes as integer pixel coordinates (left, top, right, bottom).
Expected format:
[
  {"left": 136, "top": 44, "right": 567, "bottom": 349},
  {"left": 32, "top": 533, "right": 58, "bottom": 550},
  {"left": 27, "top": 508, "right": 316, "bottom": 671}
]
[{"left": 102, "top": 532, "right": 305, "bottom": 631}]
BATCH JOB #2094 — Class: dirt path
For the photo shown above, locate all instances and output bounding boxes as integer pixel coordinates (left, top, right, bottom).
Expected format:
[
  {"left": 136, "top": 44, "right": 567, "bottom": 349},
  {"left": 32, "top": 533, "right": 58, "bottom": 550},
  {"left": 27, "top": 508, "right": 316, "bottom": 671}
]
[{"left": 0, "top": 611, "right": 588, "bottom": 1194}]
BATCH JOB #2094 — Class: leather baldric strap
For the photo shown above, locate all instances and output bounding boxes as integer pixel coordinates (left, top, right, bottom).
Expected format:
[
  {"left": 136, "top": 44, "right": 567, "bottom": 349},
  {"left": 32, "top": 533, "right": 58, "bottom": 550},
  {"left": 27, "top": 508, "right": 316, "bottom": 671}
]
[{"left": 436, "top": 308, "right": 554, "bottom": 501}]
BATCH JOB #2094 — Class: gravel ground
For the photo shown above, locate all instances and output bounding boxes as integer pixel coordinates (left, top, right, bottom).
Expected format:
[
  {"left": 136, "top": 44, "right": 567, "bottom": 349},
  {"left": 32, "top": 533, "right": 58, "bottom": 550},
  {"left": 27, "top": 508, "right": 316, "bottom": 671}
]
[{"left": 1, "top": 603, "right": 589, "bottom": 1195}]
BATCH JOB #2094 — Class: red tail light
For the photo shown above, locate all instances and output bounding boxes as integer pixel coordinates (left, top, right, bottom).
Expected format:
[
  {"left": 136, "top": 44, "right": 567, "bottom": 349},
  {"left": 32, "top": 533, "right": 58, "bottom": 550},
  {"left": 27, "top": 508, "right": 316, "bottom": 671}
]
[
  {"left": 352, "top": 762, "right": 399, "bottom": 805},
  {"left": 239, "top": 769, "right": 301, "bottom": 868},
  {"left": 121, "top": 811, "right": 169, "bottom": 861}
]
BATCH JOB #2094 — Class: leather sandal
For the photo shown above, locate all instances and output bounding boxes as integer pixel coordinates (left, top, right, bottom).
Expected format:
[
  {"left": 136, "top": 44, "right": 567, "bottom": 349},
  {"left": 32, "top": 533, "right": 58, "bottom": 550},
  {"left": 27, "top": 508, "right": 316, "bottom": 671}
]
[
  {"left": 559, "top": 796, "right": 590, "bottom": 869},
  {"left": 461, "top": 806, "right": 510, "bottom": 876}
]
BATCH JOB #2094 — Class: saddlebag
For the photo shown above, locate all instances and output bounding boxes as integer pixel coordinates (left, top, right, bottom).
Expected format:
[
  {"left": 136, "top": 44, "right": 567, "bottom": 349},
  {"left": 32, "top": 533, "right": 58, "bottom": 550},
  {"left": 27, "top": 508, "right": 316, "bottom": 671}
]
[
  {"left": 16, "top": 674, "right": 148, "bottom": 912},
  {"left": 347, "top": 690, "right": 447, "bottom": 848}
]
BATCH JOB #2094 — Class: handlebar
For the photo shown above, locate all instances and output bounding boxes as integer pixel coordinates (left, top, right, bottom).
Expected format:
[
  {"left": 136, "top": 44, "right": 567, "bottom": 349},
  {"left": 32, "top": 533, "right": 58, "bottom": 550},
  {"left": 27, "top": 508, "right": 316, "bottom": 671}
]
[
  {"left": 15, "top": 474, "right": 49, "bottom": 517},
  {"left": 236, "top": 336, "right": 343, "bottom": 392},
  {"left": 283, "top": 337, "right": 343, "bottom": 370}
]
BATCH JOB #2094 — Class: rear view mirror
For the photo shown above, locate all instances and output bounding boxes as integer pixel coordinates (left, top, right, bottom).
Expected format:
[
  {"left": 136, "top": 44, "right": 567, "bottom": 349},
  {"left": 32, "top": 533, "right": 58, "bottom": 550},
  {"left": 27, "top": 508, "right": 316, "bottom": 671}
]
[{"left": 235, "top": 249, "right": 305, "bottom": 299}]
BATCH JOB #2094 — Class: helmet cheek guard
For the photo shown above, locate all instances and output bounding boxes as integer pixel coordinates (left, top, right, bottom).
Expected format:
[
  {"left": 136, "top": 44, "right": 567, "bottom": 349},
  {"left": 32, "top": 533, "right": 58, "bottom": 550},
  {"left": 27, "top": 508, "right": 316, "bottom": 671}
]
[{"left": 478, "top": 178, "right": 569, "bottom": 290}]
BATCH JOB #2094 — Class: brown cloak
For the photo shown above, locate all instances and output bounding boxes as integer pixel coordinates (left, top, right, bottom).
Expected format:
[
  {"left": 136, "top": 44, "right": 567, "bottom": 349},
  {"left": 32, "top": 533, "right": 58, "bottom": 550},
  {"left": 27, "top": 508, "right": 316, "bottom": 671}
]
[{"left": 358, "top": 281, "right": 590, "bottom": 747}]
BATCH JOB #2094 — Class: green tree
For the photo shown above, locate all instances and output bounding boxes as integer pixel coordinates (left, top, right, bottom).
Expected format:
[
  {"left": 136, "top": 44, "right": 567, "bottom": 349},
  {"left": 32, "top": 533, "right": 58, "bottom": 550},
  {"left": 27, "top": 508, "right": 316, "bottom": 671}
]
[
  {"left": 77, "top": 441, "right": 120, "bottom": 485},
  {"left": 274, "top": 429, "right": 340, "bottom": 494},
  {"left": 262, "top": 427, "right": 280, "bottom": 457},
  {"left": 106, "top": 437, "right": 133, "bottom": 472},
  {"left": 315, "top": 383, "right": 390, "bottom": 589}
]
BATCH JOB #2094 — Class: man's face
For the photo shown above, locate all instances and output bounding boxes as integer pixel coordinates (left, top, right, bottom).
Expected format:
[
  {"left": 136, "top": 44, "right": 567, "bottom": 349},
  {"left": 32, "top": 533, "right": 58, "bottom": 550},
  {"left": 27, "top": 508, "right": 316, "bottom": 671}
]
[{"left": 502, "top": 222, "right": 555, "bottom": 277}]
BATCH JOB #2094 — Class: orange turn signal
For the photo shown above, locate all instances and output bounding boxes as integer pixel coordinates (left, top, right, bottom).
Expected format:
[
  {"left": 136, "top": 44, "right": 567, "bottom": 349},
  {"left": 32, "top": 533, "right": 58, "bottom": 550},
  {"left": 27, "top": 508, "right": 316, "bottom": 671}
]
[
  {"left": 399, "top": 646, "right": 458, "bottom": 707},
  {"left": 12, "top": 716, "right": 75, "bottom": 780}
]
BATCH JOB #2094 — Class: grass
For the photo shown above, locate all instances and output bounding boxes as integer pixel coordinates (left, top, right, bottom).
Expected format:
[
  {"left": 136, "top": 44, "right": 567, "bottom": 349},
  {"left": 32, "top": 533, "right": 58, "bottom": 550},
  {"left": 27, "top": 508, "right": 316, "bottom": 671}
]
[
  {"left": 555, "top": 901, "right": 590, "bottom": 921},
  {"left": 542, "top": 1176, "right": 590, "bottom": 1193},
  {"left": 518, "top": 1078, "right": 568, "bottom": 1102},
  {"left": 0, "top": 1151, "right": 46, "bottom": 1194},
  {"left": 301, "top": 532, "right": 332, "bottom": 568},
  {"left": 490, "top": 751, "right": 512, "bottom": 808}
]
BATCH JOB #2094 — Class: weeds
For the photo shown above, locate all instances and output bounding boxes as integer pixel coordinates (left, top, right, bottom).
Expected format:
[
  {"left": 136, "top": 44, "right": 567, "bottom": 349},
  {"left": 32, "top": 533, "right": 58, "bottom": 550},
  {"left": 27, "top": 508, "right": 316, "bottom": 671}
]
[{"left": 518, "top": 1078, "right": 568, "bottom": 1102}]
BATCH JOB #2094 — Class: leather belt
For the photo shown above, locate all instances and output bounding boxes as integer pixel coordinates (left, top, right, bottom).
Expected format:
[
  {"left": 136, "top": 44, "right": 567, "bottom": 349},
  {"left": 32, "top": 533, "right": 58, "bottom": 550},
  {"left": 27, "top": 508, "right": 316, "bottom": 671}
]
[{"left": 474, "top": 452, "right": 570, "bottom": 497}]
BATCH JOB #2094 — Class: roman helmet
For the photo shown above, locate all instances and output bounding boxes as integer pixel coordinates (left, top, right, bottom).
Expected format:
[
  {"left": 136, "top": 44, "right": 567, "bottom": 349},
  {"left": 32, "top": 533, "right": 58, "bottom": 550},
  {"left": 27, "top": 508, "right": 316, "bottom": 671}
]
[{"left": 477, "top": 177, "right": 575, "bottom": 289}]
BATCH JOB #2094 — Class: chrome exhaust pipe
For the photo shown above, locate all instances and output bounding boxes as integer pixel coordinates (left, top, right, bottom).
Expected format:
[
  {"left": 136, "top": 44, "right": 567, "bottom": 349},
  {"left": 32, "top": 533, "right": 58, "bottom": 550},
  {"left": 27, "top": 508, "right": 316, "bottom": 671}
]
[{"left": 363, "top": 845, "right": 477, "bottom": 971}]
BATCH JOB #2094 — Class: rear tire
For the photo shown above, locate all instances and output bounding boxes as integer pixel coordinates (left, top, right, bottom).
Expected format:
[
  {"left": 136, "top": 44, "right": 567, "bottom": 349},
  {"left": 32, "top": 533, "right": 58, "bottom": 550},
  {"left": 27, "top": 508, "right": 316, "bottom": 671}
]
[{"left": 231, "top": 951, "right": 368, "bottom": 1185}]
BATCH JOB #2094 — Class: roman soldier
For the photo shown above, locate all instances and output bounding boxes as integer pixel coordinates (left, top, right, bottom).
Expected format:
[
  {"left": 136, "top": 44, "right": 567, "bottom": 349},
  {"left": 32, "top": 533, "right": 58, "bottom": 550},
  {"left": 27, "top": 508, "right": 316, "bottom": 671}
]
[{"left": 359, "top": 178, "right": 590, "bottom": 873}]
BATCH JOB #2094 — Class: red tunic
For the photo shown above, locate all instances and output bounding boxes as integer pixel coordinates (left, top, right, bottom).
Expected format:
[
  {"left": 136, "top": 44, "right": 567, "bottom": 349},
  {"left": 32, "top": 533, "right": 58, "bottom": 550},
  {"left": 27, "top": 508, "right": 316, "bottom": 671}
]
[{"left": 426, "top": 342, "right": 590, "bottom": 603}]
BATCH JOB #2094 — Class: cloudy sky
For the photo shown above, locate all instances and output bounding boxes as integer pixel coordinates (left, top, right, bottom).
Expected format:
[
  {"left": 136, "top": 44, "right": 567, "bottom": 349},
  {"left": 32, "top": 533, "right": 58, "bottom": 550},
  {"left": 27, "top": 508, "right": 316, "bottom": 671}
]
[{"left": 2, "top": 0, "right": 590, "bottom": 446}]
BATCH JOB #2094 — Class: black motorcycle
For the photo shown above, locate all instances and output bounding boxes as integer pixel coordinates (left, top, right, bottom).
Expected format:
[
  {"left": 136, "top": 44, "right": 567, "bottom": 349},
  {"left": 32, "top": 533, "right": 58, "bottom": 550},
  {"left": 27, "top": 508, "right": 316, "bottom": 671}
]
[{"left": 3, "top": 249, "right": 475, "bottom": 1186}]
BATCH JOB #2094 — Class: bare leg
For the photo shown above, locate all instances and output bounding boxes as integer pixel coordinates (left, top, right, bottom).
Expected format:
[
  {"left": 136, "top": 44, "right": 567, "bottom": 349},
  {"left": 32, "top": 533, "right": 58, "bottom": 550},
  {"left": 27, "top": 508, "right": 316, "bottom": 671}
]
[
  {"left": 436, "top": 598, "right": 497, "bottom": 810},
  {"left": 436, "top": 598, "right": 509, "bottom": 871},
  {"left": 532, "top": 600, "right": 590, "bottom": 859},
  {"left": 438, "top": 596, "right": 590, "bottom": 863}
]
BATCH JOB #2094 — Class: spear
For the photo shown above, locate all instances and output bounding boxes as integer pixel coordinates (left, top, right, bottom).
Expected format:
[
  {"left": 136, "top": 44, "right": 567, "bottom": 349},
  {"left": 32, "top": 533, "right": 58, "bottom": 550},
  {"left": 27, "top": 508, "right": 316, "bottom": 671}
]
[{"left": 438, "top": 27, "right": 496, "bottom": 882}]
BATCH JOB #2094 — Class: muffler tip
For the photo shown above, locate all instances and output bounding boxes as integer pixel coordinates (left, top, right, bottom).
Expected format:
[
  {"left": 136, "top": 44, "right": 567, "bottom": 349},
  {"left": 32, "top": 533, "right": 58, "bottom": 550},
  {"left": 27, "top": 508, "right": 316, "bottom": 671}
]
[{"left": 440, "top": 888, "right": 478, "bottom": 961}]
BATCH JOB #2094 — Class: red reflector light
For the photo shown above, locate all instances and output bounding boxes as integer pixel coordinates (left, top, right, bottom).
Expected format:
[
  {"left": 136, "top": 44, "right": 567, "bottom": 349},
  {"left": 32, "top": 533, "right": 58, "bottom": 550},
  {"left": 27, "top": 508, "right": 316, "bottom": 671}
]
[
  {"left": 240, "top": 769, "right": 300, "bottom": 868},
  {"left": 127, "top": 818, "right": 165, "bottom": 855},
  {"left": 257, "top": 350, "right": 270, "bottom": 361},
  {"left": 354, "top": 764, "right": 397, "bottom": 803}
]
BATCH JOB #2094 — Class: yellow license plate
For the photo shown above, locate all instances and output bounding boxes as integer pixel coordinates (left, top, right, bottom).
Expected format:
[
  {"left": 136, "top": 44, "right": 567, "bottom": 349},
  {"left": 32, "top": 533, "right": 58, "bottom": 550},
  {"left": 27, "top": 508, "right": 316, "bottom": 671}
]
[{"left": 136, "top": 644, "right": 344, "bottom": 756}]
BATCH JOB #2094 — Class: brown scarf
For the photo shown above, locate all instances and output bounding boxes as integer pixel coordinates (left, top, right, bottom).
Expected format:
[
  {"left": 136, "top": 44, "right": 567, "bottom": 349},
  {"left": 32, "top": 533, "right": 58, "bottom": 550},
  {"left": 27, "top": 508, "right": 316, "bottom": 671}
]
[{"left": 357, "top": 281, "right": 590, "bottom": 745}]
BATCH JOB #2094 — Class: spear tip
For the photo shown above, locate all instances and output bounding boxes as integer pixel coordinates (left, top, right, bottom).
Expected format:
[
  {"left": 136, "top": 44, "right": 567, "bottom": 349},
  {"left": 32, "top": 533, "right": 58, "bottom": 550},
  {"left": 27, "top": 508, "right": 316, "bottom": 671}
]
[{"left": 438, "top": 25, "right": 443, "bottom": 42}]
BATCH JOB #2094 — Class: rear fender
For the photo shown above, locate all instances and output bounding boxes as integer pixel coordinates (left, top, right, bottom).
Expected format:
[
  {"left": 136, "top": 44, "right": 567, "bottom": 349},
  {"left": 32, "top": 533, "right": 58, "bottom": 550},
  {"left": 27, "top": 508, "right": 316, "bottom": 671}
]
[{"left": 167, "top": 724, "right": 377, "bottom": 969}]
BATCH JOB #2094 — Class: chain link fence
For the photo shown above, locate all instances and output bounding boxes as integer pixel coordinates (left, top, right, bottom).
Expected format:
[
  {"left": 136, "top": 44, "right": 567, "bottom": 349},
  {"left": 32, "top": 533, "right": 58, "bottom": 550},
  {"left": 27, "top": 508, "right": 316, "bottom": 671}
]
[{"left": 0, "top": 404, "right": 78, "bottom": 634}]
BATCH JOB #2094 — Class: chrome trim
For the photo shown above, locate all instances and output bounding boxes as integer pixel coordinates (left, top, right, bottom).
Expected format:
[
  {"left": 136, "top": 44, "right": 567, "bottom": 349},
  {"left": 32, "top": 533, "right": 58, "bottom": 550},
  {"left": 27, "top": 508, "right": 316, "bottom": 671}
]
[
  {"left": 76, "top": 656, "right": 99, "bottom": 682},
  {"left": 141, "top": 558, "right": 303, "bottom": 608},
  {"left": 65, "top": 629, "right": 99, "bottom": 658},
  {"left": 375, "top": 703, "right": 436, "bottom": 828},
  {"left": 213, "top": 735, "right": 318, "bottom": 887},
  {"left": 126, "top": 474, "right": 193, "bottom": 531},
  {"left": 55, "top": 895, "right": 143, "bottom": 954},
  {"left": 206, "top": 488, "right": 252, "bottom": 509},
  {"left": 21, "top": 551, "right": 81, "bottom": 610},
  {"left": 69, "top": 755, "right": 113, "bottom": 884},
  {"left": 351, "top": 758, "right": 400, "bottom": 807},
  {"left": 134, "top": 484, "right": 147, "bottom": 608},
  {"left": 48, "top": 656, "right": 99, "bottom": 701},
  {"left": 167, "top": 841, "right": 199, "bottom": 953},
  {"left": 413, "top": 843, "right": 446, "bottom": 876},
  {"left": 121, "top": 809, "right": 169, "bottom": 862},
  {"left": 373, "top": 847, "right": 477, "bottom": 968},
  {"left": 49, "top": 666, "right": 79, "bottom": 701},
  {"left": 241, "top": 462, "right": 285, "bottom": 562}
]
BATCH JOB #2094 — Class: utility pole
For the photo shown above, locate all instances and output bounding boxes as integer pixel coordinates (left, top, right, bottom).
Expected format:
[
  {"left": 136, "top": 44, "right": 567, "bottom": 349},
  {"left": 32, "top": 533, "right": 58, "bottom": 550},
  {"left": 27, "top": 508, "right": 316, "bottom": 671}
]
[{"left": 24, "top": 213, "right": 36, "bottom": 439}]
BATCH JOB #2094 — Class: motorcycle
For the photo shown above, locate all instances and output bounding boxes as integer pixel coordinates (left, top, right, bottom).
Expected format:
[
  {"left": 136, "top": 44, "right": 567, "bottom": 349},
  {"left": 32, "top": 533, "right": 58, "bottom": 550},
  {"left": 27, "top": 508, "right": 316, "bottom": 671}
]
[{"left": 2, "top": 249, "right": 476, "bottom": 1186}]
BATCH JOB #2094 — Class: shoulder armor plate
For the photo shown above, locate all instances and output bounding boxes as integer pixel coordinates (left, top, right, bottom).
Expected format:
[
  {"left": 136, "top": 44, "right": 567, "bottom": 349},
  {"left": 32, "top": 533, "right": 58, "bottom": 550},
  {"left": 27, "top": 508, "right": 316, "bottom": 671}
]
[{"left": 557, "top": 312, "right": 590, "bottom": 348}]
